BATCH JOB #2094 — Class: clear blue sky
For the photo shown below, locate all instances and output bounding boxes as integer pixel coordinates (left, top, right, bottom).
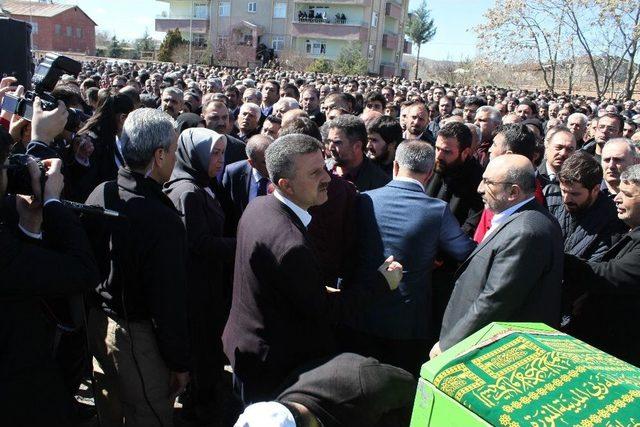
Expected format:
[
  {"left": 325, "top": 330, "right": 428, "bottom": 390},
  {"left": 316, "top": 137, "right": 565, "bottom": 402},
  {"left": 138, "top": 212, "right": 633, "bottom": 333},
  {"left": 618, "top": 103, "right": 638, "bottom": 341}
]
[{"left": 57, "top": 0, "right": 490, "bottom": 60}]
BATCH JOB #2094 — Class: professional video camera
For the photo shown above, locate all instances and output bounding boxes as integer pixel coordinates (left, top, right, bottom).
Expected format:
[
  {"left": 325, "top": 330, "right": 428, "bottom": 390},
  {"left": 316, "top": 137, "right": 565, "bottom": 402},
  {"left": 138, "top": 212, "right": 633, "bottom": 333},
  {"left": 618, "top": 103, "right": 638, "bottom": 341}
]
[{"left": 1, "top": 53, "right": 82, "bottom": 131}]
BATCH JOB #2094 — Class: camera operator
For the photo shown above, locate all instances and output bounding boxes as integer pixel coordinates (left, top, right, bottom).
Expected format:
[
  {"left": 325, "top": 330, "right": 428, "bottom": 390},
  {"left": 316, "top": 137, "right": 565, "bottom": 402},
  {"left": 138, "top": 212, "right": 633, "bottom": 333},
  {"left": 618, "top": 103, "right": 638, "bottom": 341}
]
[{"left": 0, "top": 99, "right": 99, "bottom": 426}]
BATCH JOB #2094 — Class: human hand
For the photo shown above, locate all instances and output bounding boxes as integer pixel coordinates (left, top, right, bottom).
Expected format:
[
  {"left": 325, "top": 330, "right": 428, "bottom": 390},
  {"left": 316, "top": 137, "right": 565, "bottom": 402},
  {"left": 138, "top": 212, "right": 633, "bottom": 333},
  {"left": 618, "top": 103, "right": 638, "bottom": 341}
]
[
  {"left": 429, "top": 342, "right": 442, "bottom": 360},
  {"left": 1, "top": 82, "right": 23, "bottom": 121},
  {"left": 40, "top": 158, "right": 64, "bottom": 203},
  {"left": 168, "top": 371, "right": 190, "bottom": 401},
  {"left": 72, "top": 134, "right": 95, "bottom": 163},
  {"left": 0, "top": 77, "right": 18, "bottom": 103},
  {"left": 9, "top": 116, "right": 30, "bottom": 144},
  {"left": 31, "top": 98, "right": 68, "bottom": 144},
  {"left": 377, "top": 255, "right": 403, "bottom": 291}
]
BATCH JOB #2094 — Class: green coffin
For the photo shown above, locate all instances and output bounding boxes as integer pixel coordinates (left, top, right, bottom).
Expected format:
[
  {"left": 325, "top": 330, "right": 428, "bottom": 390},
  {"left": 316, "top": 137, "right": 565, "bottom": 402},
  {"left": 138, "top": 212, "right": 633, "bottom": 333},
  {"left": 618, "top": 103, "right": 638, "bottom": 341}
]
[{"left": 410, "top": 322, "right": 640, "bottom": 426}]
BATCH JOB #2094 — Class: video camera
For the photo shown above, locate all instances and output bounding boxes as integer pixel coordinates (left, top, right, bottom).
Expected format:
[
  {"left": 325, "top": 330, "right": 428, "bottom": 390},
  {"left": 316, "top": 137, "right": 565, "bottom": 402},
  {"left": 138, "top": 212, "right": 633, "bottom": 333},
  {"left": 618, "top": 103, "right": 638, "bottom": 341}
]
[{"left": 1, "top": 53, "right": 82, "bottom": 131}]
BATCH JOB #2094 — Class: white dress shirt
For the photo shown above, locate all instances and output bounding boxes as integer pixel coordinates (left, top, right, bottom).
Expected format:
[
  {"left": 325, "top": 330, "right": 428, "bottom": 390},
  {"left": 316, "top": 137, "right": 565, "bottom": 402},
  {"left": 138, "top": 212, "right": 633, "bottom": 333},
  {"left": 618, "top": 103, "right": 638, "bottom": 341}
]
[
  {"left": 483, "top": 197, "right": 535, "bottom": 240},
  {"left": 273, "top": 189, "right": 312, "bottom": 228}
]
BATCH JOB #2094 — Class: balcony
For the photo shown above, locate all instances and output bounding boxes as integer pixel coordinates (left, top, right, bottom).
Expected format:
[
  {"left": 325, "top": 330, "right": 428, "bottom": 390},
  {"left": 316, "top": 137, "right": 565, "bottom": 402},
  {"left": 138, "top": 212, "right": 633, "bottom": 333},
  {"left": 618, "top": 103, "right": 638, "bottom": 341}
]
[
  {"left": 379, "top": 62, "right": 396, "bottom": 77},
  {"left": 403, "top": 39, "right": 412, "bottom": 54},
  {"left": 291, "top": 19, "right": 368, "bottom": 42},
  {"left": 382, "top": 33, "right": 399, "bottom": 50},
  {"left": 293, "top": 0, "right": 372, "bottom": 5},
  {"left": 155, "top": 15, "right": 209, "bottom": 33},
  {"left": 385, "top": 2, "right": 402, "bottom": 20}
]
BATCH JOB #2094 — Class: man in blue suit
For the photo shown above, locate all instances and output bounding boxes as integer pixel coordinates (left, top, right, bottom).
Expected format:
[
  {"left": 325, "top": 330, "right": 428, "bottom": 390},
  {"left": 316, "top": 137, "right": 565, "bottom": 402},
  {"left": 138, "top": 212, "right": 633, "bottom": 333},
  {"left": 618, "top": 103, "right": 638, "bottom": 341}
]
[
  {"left": 346, "top": 141, "right": 476, "bottom": 375},
  {"left": 222, "top": 134, "right": 274, "bottom": 230}
]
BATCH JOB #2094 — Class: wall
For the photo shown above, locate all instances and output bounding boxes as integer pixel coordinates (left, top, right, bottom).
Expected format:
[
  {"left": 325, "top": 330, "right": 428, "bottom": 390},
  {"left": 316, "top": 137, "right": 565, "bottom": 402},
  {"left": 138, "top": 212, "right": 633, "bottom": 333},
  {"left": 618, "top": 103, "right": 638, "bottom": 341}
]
[{"left": 12, "top": 8, "right": 96, "bottom": 55}]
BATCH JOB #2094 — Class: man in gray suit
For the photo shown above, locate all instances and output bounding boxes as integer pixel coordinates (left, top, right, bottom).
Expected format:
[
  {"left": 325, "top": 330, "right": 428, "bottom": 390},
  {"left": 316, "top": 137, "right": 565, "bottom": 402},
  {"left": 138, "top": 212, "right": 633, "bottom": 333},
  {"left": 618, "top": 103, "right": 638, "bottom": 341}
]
[
  {"left": 431, "top": 154, "right": 563, "bottom": 357},
  {"left": 346, "top": 141, "right": 476, "bottom": 375}
]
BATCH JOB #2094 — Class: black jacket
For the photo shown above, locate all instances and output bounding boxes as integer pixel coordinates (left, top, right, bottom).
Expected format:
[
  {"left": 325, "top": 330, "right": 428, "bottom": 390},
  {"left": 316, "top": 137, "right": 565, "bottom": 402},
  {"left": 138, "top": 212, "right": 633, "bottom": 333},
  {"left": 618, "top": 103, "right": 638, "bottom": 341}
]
[
  {"left": 351, "top": 157, "right": 391, "bottom": 193},
  {"left": 222, "top": 195, "right": 390, "bottom": 402},
  {"left": 425, "top": 157, "right": 484, "bottom": 236},
  {"left": 82, "top": 168, "right": 190, "bottom": 372},
  {"left": 0, "top": 201, "right": 98, "bottom": 426},
  {"left": 545, "top": 186, "right": 626, "bottom": 261},
  {"left": 564, "top": 227, "right": 640, "bottom": 366}
]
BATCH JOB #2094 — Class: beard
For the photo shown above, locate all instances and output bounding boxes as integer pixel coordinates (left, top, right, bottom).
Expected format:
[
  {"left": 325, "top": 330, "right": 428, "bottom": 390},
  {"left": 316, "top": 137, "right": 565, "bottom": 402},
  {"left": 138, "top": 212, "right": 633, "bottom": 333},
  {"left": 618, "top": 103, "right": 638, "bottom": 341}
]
[{"left": 434, "top": 154, "right": 464, "bottom": 175}]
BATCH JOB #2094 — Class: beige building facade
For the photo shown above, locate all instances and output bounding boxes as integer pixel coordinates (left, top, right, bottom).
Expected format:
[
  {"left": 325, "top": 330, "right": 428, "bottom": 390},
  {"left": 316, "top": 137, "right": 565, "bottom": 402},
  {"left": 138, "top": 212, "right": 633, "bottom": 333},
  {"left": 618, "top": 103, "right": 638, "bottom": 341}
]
[{"left": 156, "top": 0, "right": 412, "bottom": 76}]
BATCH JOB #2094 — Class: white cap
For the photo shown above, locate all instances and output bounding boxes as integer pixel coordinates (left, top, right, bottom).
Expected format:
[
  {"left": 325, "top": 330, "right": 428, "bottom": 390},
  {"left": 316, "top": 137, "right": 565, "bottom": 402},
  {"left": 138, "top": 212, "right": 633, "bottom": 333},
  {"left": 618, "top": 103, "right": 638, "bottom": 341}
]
[{"left": 234, "top": 402, "right": 296, "bottom": 427}]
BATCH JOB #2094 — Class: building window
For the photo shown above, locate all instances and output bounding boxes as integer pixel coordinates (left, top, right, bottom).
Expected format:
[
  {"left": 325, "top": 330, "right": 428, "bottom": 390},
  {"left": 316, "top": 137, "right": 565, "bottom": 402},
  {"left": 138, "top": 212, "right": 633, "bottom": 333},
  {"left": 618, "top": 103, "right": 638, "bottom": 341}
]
[
  {"left": 274, "top": 2, "right": 287, "bottom": 18},
  {"left": 55, "top": 24, "right": 61, "bottom": 35},
  {"left": 272, "top": 36, "right": 284, "bottom": 51},
  {"left": 194, "top": 3, "right": 208, "bottom": 18},
  {"left": 372, "top": 12, "right": 378, "bottom": 28},
  {"left": 305, "top": 39, "right": 326, "bottom": 55},
  {"left": 219, "top": 2, "right": 230, "bottom": 17},
  {"left": 31, "top": 22, "right": 38, "bottom": 34},
  {"left": 76, "top": 27, "right": 83, "bottom": 38},
  {"left": 368, "top": 44, "right": 375, "bottom": 59},
  {"left": 66, "top": 26, "right": 73, "bottom": 37},
  {"left": 248, "top": 2, "right": 257, "bottom": 13}
]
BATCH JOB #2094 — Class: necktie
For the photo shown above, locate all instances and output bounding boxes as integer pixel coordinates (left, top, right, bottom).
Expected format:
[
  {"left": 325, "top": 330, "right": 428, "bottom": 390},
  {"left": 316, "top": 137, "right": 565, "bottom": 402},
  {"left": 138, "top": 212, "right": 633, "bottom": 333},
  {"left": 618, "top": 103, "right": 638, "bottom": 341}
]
[{"left": 257, "top": 177, "right": 269, "bottom": 196}]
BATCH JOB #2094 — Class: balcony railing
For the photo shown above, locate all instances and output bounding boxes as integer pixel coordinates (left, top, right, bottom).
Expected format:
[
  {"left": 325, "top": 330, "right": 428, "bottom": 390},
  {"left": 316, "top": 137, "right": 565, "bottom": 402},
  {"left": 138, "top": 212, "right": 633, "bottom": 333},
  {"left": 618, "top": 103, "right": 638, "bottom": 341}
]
[
  {"left": 294, "top": 0, "right": 371, "bottom": 5},
  {"left": 155, "top": 17, "right": 209, "bottom": 33},
  {"left": 291, "top": 20, "right": 368, "bottom": 41},
  {"left": 156, "top": 14, "right": 209, "bottom": 20},
  {"left": 385, "top": 2, "right": 402, "bottom": 20},
  {"left": 296, "top": 13, "right": 351, "bottom": 24}
]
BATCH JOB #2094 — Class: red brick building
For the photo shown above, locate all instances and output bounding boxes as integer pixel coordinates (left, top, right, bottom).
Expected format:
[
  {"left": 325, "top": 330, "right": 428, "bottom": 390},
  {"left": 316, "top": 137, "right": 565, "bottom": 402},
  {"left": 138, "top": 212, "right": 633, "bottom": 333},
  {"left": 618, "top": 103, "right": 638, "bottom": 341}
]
[{"left": 2, "top": 1, "right": 96, "bottom": 55}]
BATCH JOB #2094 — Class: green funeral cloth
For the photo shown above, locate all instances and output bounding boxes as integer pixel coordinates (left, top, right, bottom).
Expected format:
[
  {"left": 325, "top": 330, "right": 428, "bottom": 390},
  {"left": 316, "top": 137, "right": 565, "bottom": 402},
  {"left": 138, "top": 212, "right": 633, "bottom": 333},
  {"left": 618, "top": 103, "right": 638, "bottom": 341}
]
[{"left": 433, "top": 331, "right": 640, "bottom": 426}]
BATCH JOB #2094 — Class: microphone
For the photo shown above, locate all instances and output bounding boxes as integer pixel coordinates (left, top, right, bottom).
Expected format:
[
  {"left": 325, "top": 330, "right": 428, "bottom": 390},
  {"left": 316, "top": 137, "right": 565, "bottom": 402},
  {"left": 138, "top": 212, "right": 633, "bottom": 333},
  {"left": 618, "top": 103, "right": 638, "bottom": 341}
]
[{"left": 60, "top": 199, "right": 125, "bottom": 218}]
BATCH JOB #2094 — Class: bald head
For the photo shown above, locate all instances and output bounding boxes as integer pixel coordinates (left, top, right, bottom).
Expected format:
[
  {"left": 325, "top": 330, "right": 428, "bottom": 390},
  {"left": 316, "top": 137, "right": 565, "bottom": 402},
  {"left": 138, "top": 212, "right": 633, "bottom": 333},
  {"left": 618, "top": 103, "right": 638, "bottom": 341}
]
[
  {"left": 360, "top": 110, "right": 383, "bottom": 128},
  {"left": 479, "top": 154, "right": 536, "bottom": 213}
]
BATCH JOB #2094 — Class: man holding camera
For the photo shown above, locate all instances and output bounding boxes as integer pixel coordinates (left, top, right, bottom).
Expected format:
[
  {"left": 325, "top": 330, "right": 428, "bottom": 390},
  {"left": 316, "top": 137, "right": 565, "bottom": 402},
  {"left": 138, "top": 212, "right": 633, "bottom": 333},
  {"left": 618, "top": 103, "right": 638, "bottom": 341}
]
[{"left": 0, "top": 98, "right": 99, "bottom": 426}]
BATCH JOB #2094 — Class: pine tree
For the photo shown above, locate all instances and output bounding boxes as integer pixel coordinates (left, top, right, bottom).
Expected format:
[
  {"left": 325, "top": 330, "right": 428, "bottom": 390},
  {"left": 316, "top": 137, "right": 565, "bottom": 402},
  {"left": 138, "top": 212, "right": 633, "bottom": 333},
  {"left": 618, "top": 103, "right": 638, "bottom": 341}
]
[
  {"left": 334, "top": 42, "right": 368, "bottom": 76},
  {"left": 405, "top": 1, "right": 437, "bottom": 80},
  {"left": 108, "top": 36, "right": 123, "bottom": 58},
  {"left": 157, "top": 28, "right": 185, "bottom": 62}
]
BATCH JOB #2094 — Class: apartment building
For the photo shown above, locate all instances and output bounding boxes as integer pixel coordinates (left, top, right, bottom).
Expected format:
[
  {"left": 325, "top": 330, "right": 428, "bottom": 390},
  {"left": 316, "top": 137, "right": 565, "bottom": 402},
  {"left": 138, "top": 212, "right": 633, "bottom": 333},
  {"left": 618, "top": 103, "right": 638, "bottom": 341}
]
[{"left": 156, "top": 0, "right": 412, "bottom": 76}]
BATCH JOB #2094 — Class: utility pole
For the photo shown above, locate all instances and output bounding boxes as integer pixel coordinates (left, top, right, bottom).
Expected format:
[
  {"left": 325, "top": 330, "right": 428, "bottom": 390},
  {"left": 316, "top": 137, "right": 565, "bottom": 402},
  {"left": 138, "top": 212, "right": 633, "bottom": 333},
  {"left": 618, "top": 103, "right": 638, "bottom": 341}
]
[{"left": 189, "top": 0, "right": 193, "bottom": 64}]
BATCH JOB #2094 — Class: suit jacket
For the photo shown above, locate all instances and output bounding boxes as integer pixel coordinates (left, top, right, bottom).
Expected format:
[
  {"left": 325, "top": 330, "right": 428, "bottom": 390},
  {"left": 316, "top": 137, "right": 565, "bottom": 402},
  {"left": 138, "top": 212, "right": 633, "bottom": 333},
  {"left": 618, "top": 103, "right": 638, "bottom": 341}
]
[
  {"left": 222, "top": 195, "right": 390, "bottom": 401},
  {"left": 537, "top": 161, "right": 557, "bottom": 186},
  {"left": 352, "top": 157, "right": 391, "bottom": 193},
  {"left": 439, "top": 200, "right": 564, "bottom": 350},
  {"left": 224, "top": 134, "right": 248, "bottom": 168},
  {"left": 0, "top": 202, "right": 98, "bottom": 425},
  {"left": 564, "top": 227, "right": 640, "bottom": 366},
  {"left": 222, "top": 160, "right": 253, "bottom": 224},
  {"left": 350, "top": 180, "right": 476, "bottom": 340}
]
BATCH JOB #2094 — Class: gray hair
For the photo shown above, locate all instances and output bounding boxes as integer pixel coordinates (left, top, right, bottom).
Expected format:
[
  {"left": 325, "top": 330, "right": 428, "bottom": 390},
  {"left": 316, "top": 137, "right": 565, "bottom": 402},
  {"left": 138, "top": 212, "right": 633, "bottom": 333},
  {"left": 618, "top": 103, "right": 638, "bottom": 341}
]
[
  {"left": 505, "top": 162, "right": 536, "bottom": 194},
  {"left": 162, "top": 86, "right": 183, "bottom": 100},
  {"left": 544, "top": 124, "right": 575, "bottom": 147},
  {"left": 240, "top": 102, "right": 261, "bottom": 117},
  {"left": 121, "top": 108, "right": 177, "bottom": 169},
  {"left": 568, "top": 112, "right": 588, "bottom": 126},
  {"left": 245, "top": 134, "right": 274, "bottom": 161},
  {"left": 242, "top": 78, "right": 256, "bottom": 88},
  {"left": 274, "top": 97, "right": 300, "bottom": 111},
  {"left": 395, "top": 141, "right": 435, "bottom": 174},
  {"left": 466, "top": 122, "right": 482, "bottom": 143},
  {"left": 621, "top": 164, "right": 640, "bottom": 185},
  {"left": 265, "top": 134, "right": 323, "bottom": 183},
  {"left": 604, "top": 138, "right": 640, "bottom": 159},
  {"left": 243, "top": 88, "right": 262, "bottom": 103},
  {"left": 475, "top": 105, "right": 501, "bottom": 124}
]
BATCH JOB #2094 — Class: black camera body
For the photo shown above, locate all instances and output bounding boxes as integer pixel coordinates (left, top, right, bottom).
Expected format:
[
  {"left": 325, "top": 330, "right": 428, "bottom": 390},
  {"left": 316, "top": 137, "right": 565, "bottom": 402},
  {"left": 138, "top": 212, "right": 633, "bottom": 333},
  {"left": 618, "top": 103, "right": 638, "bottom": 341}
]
[
  {"left": 5, "top": 154, "right": 46, "bottom": 196},
  {"left": 1, "top": 53, "right": 82, "bottom": 130}
]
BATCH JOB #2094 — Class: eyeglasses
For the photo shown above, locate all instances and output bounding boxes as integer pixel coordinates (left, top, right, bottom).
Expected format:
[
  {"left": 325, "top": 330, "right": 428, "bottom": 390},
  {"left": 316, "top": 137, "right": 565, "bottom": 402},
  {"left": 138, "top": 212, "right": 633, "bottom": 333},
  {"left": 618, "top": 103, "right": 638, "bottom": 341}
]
[{"left": 482, "top": 178, "right": 514, "bottom": 186}]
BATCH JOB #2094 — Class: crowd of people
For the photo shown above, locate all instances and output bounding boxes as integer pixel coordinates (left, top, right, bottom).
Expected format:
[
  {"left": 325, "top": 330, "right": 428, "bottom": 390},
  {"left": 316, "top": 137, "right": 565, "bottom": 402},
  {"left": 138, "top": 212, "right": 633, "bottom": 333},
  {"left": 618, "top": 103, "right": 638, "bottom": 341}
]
[{"left": 1, "top": 57, "right": 640, "bottom": 427}]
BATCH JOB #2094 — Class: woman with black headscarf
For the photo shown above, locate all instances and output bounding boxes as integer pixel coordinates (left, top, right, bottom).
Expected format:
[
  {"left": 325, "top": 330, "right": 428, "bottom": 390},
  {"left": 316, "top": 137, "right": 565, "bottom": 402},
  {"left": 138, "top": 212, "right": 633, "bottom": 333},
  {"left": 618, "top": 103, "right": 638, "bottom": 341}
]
[
  {"left": 164, "top": 128, "right": 236, "bottom": 422},
  {"left": 175, "top": 112, "right": 206, "bottom": 135}
]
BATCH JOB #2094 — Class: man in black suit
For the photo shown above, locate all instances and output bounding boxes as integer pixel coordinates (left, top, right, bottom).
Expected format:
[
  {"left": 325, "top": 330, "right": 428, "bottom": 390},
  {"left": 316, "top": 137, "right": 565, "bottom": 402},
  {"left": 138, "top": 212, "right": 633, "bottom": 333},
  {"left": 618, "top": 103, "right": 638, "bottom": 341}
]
[
  {"left": 202, "top": 100, "right": 247, "bottom": 177},
  {"left": 0, "top": 106, "right": 98, "bottom": 425},
  {"left": 325, "top": 115, "right": 390, "bottom": 192},
  {"left": 222, "top": 134, "right": 402, "bottom": 405},
  {"left": 222, "top": 134, "right": 274, "bottom": 226},
  {"left": 564, "top": 164, "right": 640, "bottom": 366},
  {"left": 431, "top": 154, "right": 564, "bottom": 357}
]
